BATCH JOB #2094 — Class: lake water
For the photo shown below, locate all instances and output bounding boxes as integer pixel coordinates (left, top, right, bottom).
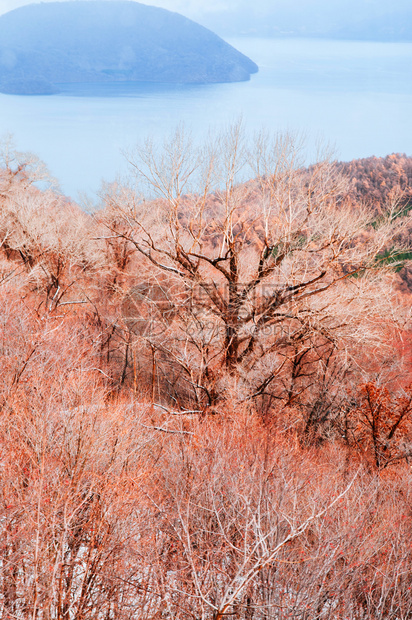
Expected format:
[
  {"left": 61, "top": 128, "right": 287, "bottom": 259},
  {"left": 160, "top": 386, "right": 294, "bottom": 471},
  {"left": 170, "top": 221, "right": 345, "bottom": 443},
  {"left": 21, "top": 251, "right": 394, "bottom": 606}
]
[{"left": 0, "top": 37, "right": 411, "bottom": 201}]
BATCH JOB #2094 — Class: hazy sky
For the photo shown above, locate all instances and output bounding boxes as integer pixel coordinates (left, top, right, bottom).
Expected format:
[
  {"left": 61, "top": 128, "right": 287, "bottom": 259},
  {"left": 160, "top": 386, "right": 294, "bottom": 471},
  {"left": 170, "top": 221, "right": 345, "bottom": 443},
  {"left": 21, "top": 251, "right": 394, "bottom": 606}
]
[
  {"left": 1, "top": 0, "right": 411, "bottom": 37},
  {"left": 1, "top": 0, "right": 411, "bottom": 18}
]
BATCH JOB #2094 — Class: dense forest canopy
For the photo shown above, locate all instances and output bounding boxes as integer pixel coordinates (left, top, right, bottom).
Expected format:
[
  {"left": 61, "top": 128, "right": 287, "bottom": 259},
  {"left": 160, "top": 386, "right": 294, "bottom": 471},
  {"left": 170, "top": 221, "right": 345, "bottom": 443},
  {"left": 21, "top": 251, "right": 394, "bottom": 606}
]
[
  {"left": 337, "top": 153, "right": 412, "bottom": 209},
  {"left": 0, "top": 132, "right": 412, "bottom": 618}
]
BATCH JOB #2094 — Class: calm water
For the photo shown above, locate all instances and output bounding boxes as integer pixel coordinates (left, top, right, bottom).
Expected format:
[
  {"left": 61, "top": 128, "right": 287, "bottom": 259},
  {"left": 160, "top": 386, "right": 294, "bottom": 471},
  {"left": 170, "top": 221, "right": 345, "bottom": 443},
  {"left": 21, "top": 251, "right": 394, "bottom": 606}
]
[{"left": 0, "top": 37, "right": 411, "bottom": 200}]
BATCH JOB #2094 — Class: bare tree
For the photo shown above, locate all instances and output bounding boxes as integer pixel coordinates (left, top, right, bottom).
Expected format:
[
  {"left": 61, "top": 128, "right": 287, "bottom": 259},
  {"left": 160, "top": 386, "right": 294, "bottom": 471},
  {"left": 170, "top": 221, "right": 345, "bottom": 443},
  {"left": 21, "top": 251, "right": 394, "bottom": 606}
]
[
  {"left": 132, "top": 414, "right": 412, "bottom": 620},
  {"left": 0, "top": 138, "right": 103, "bottom": 311},
  {"left": 0, "top": 304, "right": 157, "bottom": 618},
  {"left": 99, "top": 125, "right": 410, "bottom": 420}
]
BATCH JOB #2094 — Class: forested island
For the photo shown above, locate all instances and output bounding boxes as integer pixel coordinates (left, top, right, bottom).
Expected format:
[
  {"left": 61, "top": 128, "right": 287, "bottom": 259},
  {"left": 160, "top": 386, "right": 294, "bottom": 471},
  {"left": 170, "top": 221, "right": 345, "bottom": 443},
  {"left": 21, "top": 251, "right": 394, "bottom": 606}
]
[
  {"left": 1, "top": 132, "right": 412, "bottom": 617},
  {"left": 0, "top": 1, "right": 258, "bottom": 95}
]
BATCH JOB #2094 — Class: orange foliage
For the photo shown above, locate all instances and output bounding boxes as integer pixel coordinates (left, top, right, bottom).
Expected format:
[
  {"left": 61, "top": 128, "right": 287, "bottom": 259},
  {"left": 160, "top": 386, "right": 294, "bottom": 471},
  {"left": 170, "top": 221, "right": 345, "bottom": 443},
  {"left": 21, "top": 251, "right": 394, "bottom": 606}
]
[
  {"left": 0, "top": 139, "right": 412, "bottom": 617},
  {"left": 349, "top": 382, "right": 412, "bottom": 469}
]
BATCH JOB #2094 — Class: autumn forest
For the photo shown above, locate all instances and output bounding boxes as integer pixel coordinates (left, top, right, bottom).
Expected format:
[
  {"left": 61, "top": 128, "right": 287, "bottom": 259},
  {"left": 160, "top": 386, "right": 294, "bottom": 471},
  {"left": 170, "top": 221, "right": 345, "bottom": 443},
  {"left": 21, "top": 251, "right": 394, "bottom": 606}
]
[{"left": 1, "top": 127, "right": 412, "bottom": 619}]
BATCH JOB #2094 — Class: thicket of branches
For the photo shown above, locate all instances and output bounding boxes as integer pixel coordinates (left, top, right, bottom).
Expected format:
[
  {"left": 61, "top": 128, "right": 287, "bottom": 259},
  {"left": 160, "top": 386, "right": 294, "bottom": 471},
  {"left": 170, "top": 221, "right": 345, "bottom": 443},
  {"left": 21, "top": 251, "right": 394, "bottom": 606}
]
[{"left": 1, "top": 131, "right": 412, "bottom": 618}]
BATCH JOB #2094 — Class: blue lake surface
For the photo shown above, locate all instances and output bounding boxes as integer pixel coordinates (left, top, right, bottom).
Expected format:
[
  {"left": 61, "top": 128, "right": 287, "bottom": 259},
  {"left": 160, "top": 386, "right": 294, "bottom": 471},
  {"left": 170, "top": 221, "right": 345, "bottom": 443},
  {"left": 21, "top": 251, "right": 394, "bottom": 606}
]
[{"left": 0, "top": 37, "right": 411, "bottom": 201}]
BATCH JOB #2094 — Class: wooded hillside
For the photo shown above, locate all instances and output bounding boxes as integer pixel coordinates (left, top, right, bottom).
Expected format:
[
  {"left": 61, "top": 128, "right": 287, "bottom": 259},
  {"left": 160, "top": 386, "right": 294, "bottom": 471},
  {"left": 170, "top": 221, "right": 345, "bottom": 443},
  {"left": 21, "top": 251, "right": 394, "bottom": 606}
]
[
  {"left": 0, "top": 133, "right": 411, "bottom": 618},
  {"left": 337, "top": 153, "right": 412, "bottom": 209}
]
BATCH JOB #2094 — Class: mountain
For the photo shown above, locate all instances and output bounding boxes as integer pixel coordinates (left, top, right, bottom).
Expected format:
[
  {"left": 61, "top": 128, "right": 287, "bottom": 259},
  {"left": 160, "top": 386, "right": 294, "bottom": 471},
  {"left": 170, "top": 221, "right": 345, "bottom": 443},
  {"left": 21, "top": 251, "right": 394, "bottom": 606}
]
[{"left": 0, "top": 1, "right": 258, "bottom": 95}]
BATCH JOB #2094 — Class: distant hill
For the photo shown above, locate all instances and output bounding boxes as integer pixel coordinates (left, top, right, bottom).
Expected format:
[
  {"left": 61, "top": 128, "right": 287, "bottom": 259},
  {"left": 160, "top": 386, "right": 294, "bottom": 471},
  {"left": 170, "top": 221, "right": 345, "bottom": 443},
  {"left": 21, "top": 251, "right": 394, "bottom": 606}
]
[
  {"left": 336, "top": 153, "right": 412, "bottom": 210},
  {"left": 335, "top": 153, "right": 412, "bottom": 294},
  {"left": 0, "top": 1, "right": 258, "bottom": 95},
  {"left": 195, "top": 1, "right": 412, "bottom": 41}
]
